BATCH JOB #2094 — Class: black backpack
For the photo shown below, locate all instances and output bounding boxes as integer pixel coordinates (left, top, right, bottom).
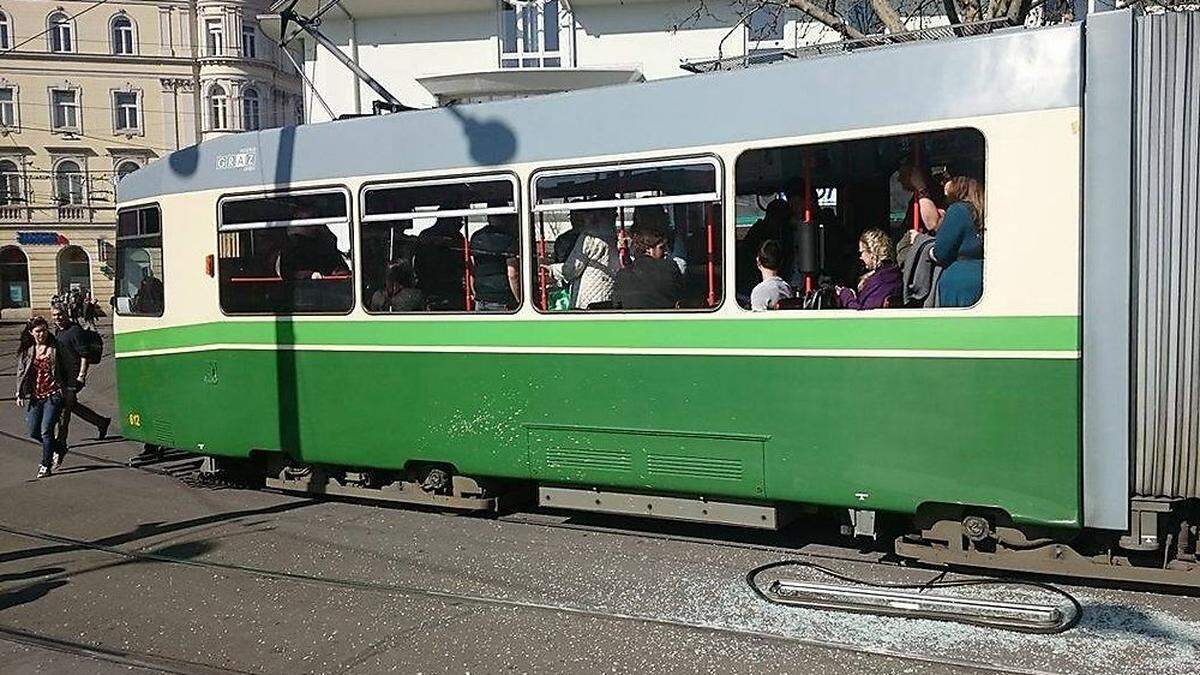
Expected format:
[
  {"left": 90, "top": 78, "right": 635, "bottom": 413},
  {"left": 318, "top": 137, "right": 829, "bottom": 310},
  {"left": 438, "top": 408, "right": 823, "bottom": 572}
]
[{"left": 80, "top": 328, "right": 104, "bottom": 365}]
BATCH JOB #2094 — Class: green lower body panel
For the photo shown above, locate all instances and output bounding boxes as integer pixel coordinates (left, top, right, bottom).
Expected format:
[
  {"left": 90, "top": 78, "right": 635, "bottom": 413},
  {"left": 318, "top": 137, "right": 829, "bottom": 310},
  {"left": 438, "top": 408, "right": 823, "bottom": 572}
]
[{"left": 116, "top": 350, "right": 1080, "bottom": 527}]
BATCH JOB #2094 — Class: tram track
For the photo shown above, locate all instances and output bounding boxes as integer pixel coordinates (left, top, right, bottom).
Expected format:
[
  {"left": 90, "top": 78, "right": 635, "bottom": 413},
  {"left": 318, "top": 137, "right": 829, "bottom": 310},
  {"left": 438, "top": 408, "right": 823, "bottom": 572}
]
[
  {"left": 0, "top": 624, "right": 248, "bottom": 675},
  {"left": 0, "top": 521, "right": 1058, "bottom": 675}
]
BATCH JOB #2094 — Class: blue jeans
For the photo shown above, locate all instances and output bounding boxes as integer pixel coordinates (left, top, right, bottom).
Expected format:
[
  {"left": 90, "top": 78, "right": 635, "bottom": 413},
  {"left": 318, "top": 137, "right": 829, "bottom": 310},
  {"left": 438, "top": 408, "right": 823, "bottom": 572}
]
[{"left": 27, "top": 394, "right": 64, "bottom": 469}]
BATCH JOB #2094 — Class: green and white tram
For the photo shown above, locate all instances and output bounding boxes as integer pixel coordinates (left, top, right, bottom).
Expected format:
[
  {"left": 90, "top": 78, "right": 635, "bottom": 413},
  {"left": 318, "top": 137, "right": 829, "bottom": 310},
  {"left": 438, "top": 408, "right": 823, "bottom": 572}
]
[{"left": 114, "top": 10, "right": 1200, "bottom": 585}]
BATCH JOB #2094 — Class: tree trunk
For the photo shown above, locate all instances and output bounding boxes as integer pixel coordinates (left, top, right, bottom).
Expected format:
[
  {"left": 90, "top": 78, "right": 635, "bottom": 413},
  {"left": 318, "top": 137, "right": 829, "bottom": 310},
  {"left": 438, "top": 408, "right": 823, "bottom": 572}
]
[
  {"left": 870, "top": 0, "right": 908, "bottom": 34},
  {"left": 783, "top": 0, "right": 868, "bottom": 40}
]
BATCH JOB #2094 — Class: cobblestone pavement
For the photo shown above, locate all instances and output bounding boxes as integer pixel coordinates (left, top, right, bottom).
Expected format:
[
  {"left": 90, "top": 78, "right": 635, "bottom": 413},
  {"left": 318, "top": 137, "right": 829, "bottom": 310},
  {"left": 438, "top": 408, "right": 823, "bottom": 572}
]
[{"left": 0, "top": 322, "right": 1197, "bottom": 674}]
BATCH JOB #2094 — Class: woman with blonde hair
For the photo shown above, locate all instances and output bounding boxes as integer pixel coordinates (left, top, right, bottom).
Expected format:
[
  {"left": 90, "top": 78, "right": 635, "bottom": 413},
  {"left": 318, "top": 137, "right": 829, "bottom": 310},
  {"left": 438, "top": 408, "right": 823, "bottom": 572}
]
[
  {"left": 933, "top": 176, "right": 985, "bottom": 307},
  {"left": 837, "top": 228, "right": 902, "bottom": 310}
]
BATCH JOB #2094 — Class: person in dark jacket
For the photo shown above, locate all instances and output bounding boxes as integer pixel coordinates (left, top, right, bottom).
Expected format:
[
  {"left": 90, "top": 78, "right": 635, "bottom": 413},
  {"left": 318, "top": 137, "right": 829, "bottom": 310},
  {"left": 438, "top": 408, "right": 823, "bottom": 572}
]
[
  {"left": 837, "top": 229, "right": 902, "bottom": 310},
  {"left": 934, "top": 176, "right": 985, "bottom": 307},
  {"left": 470, "top": 214, "right": 520, "bottom": 311},
  {"left": 15, "top": 317, "right": 71, "bottom": 478},
  {"left": 51, "top": 305, "right": 110, "bottom": 468},
  {"left": 370, "top": 258, "right": 425, "bottom": 312},
  {"left": 613, "top": 222, "right": 684, "bottom": 309}
]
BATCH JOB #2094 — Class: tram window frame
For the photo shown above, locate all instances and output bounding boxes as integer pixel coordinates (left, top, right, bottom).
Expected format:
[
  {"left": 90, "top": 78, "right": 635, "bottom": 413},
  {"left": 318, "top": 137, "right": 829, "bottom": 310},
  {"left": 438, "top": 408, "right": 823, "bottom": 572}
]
[
  {"left": 528, "top": 155, "right": 726, "bottom": 314},
  {"left": 357, "top": 172, "right": 523, "bottom": 315},
  {"left": 114, "top": 203, "right": 165, "bottom": 317},
  {"left": 732, "top": 127, "right": 987, "bottom": 313},
  {"left": 216, "top": 186, "right": 355, "bottom": 316}
]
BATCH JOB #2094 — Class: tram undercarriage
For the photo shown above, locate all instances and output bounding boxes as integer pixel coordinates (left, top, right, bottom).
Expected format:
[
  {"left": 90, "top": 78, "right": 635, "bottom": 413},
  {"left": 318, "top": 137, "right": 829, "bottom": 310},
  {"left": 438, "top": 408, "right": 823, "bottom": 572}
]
[{"left": 205, "top": 453, "right": 1200, "bottom": 589}]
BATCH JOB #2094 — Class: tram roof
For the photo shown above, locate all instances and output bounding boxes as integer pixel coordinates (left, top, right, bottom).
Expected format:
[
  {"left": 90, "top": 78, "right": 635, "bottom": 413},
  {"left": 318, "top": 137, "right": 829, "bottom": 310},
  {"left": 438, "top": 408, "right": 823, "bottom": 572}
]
[{"left": 118, "top": 23, "right": 1081, "bottom": 205}]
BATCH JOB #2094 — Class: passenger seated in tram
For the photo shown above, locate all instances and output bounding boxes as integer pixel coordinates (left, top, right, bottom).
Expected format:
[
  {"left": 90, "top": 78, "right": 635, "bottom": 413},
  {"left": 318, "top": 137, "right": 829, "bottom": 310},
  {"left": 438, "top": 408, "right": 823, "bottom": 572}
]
[
  {"left": 933, "top": 176, "right": 985, "bottom": 307},
  {"left": 612, "top": 221, "right": 684, "bottom": 309},
  {"left": 836, "top": 229, "right": 902, "bottom": 310},
  {"left": 737, "top": 199, "right": 790, "bottom": 301},
  {"left": 369, "top": 257, "right": 424, "bottom": 312},
  {"left": 415, "top": 216, "right": 467, "bottom": 310},
  {"left": 276, "top": 225, "right": 349, "bottom": 280},
  {"left": 749, "top": 240, "right": 793, "bottom": 311},
  {"left": 470, "top": 213, "right": 520, "bottom": 311},
  {"left": 543, "top": 207, "right": 619, "bottom": 310}
]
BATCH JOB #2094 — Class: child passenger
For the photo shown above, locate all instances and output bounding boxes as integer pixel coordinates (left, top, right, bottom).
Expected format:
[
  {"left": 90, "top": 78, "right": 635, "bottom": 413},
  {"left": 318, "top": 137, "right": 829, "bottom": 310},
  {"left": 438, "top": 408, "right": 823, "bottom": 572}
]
[{"left": 750, "top": 240, "right": 793, "bottom": 311}]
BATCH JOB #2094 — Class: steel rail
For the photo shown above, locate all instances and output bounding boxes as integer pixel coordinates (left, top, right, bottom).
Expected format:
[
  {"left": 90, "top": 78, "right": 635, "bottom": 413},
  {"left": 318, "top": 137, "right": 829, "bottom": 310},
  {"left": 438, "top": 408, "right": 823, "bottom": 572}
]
[
  {"left": 0, "top": 521, "right": 1058, "bottom": 675},
  {"left": 0, "top": 624, "right": 248, "bottom": 675}
]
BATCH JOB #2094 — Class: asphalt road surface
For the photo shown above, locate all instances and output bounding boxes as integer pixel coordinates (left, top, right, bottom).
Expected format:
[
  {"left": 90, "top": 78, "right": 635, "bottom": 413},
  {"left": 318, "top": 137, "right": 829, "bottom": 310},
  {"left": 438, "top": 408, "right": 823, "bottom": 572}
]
[{"left": 0, "top": 321, "right": 1197, "bottom": 674}]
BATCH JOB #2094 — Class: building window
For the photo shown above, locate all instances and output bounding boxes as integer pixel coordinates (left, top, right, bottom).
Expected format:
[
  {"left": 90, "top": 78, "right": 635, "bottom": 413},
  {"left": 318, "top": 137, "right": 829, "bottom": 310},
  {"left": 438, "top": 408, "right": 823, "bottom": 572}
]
[
  {"left": 0, "top": 87, "right": 15, "bottom": 128},
  {"left": 51, "top": 89, "right": 79, "bottom": 131},
  {"left": 0, "top": 159, "right": 21, "bottom": 205},
  {"left": 115, "top": 160, "right": 140, "bottom": 181},
  {"left": 0, "top": 11, "right": 11, "bottom": 50},
  {"left": 116, "top": 205, "right": 163, "bottom": 315},
  {"left": 57, "top": 245, "right": 91, "bottom": 294},
  {"left": 48, "top": 12, "right": 74, "bottom": 53},
  {"left": 111, "top": 15, "right": 135, "bottom": 55},
  {"left": 746, "top": 5, "right": 788, "bottom": 64},
  {"left": 499, "top": 0, "right": 569, "bottom": 68},
  {"left": 241, "top": 23, "right": 256, "bottom": 58},
  {"left": 205, "top": 18, "right": 224, "bottom": 56},
  {"left": 218, "top": 190, "right": 353, "bottom": 314},
  {"left": 0, "top": 246, "right": 30, "bottom": 309},
  {"left": 113, "top": 91, "right": 139, "bottom": 132},
  {"left": 242, "top": 88, "right": 261, "bottom": 130},
  {"left": 294, "top": 97, "right": 304, "bottom": 126},
  {"left": 54, "top": 160, "right": 85, "bottom": 205},
  {"left": 208, "top": 84, "right": 229, "bottom": 130}
]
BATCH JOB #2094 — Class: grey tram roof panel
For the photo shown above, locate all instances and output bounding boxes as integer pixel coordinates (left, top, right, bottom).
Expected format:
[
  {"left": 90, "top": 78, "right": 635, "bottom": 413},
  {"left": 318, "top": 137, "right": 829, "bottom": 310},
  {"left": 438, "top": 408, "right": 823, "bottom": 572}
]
[{"left": 118, "top": 23, "right": 1081, "bottom": 204}]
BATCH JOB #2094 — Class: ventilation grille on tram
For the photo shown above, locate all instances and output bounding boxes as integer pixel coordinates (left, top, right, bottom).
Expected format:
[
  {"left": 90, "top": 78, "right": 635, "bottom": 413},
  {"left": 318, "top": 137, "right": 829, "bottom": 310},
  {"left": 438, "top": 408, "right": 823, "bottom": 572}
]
[{"left": 1132, "top": 11, "right": 1200, "bottom": 499}]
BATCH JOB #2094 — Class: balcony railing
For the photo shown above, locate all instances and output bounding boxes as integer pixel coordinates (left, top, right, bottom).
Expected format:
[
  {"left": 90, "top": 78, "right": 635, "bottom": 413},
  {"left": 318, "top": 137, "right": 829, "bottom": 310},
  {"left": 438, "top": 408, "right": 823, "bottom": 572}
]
[
  {"left": 58, "top": 206, "right": 89, "bottom": 221},
  {"left": 0, "top": 205, "right": 26, "bottom": 221}
]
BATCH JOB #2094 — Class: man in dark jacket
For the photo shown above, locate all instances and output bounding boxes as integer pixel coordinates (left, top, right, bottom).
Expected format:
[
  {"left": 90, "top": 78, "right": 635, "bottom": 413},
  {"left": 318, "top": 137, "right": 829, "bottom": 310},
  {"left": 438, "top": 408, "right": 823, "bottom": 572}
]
[
  {"left": 51, "top": 305, "right": 110, "bottom": 468},
  {"left": 612, "top": 222, "right": 684, "bottom": 309},
  {"left": 470, "top": 214, "right": 520, "bottom": 311}
]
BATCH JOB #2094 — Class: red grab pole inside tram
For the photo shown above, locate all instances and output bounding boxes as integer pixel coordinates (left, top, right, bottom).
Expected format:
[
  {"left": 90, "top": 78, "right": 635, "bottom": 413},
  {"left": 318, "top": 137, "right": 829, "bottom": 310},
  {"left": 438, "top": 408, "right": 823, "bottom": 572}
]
[
  {"left": 705, "top": 204, "right": 716, "bottom": 307},
  {"left": 537, "top": 213, "right": 548, "bottom": 310},
  {"left": 912, "top": 137, "right": 923, "bottom": 232},
  {"left": 462, "top": 224, "right": 474, "bottom": 311}
]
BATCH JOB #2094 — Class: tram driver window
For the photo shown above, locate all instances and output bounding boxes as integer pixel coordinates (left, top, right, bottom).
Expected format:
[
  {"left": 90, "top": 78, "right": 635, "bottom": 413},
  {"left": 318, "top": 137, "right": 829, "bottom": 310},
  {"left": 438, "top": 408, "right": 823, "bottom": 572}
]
[
  {"left": 360, "top": 176, "right": 520, "bottom": 313},
  {"left": 531, "top": 159, "right": 723, "bottom": 312},
  {"left": 734, "top": 128, "right": 985, "bottom": 310},
  {"left": 115, "top": 205, "right": 164, "bottom": 316},
  {"left": 218, "top": 190, "right": 353, "bottom": 314}
]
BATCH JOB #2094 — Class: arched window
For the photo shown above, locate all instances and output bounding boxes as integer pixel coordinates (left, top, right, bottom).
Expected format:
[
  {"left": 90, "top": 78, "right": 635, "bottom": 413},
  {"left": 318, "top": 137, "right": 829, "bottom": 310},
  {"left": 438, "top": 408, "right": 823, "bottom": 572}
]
[
  {"left": 0, "top": 159, "right": 20, "bottom": 205},
  {"left": 208, "top": 84, "right": 228, "bottom": 130},
  {"left": 242, "top": 88, "right": 260, "bottom": 130},
  {"left": 111, "top": 15, "right": 135, "bottom": 55},
  {"left": 48, "top": 12, "right": 73, "bottom": 53},
  {"left": 54, "top": 160, "right": 84, "bottom": 205},
  {"left": 0, "top": 11, "right": 12, "bottom": 51},
  {"left": 57, "top": 245, "right": 91, "bottom": 294},
  {"left": 0, "top": 246, "right": 30, "bottom": 309},
  {"left": 115, "top": 160, "right": 140, "bottom": 181}
]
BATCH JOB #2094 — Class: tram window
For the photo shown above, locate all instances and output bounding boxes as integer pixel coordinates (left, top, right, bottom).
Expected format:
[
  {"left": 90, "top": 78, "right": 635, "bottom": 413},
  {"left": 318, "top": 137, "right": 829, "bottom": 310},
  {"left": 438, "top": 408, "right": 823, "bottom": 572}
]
[
  {"left": 217, "top": 190, "right": 353, "bottom": 314},
  {"left": 360, "top": 177, "right": 519, "bottom": 313},
  {"left": 734, "top": 128, "right": 985, "bottom": 311},
  {"left": 531, "top": 159, "right": 723, "bottom": 312},
  {"left": 115, "top": 205, "right": 164, "bottom": 316}
]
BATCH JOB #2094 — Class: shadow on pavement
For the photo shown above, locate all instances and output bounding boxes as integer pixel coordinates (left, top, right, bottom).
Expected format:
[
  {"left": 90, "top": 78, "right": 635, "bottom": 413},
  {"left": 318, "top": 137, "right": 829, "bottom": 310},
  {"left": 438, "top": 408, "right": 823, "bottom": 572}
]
[
  {"left": 1080, "top": 602, "right": 1200, "bottom": 648},
  {"left": 0, "top": 499, "right": 317, "bottom": 566},
  {"left": 0, "top": 579, "right": 69, "bottom": 612},
  {"left": 0, "top": 567, "right": 65, "bottom": 583}
]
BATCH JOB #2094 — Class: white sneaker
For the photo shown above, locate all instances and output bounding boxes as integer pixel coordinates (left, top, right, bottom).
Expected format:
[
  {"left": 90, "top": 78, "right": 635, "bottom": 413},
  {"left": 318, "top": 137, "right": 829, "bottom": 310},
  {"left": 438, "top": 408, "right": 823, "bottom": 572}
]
[{"left": 36, "top": 466, "right": 50, "bottom": 478}]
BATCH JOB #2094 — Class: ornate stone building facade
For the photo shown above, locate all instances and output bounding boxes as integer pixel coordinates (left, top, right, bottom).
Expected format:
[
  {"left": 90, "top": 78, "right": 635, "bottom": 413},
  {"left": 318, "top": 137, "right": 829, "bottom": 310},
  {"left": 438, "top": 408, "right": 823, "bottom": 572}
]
[{"left": 0, "top": 0, "right": 303, "bottom": 318}]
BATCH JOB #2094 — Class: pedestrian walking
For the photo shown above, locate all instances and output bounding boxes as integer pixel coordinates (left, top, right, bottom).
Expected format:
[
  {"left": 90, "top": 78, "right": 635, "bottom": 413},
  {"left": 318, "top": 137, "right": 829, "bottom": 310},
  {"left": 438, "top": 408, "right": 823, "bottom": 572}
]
[
  {"left": 50, "top": 305, "right": 111, "bottom": 468},
  {"left": 15, "top": 317, "right": 71, "bottom": 478}
]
